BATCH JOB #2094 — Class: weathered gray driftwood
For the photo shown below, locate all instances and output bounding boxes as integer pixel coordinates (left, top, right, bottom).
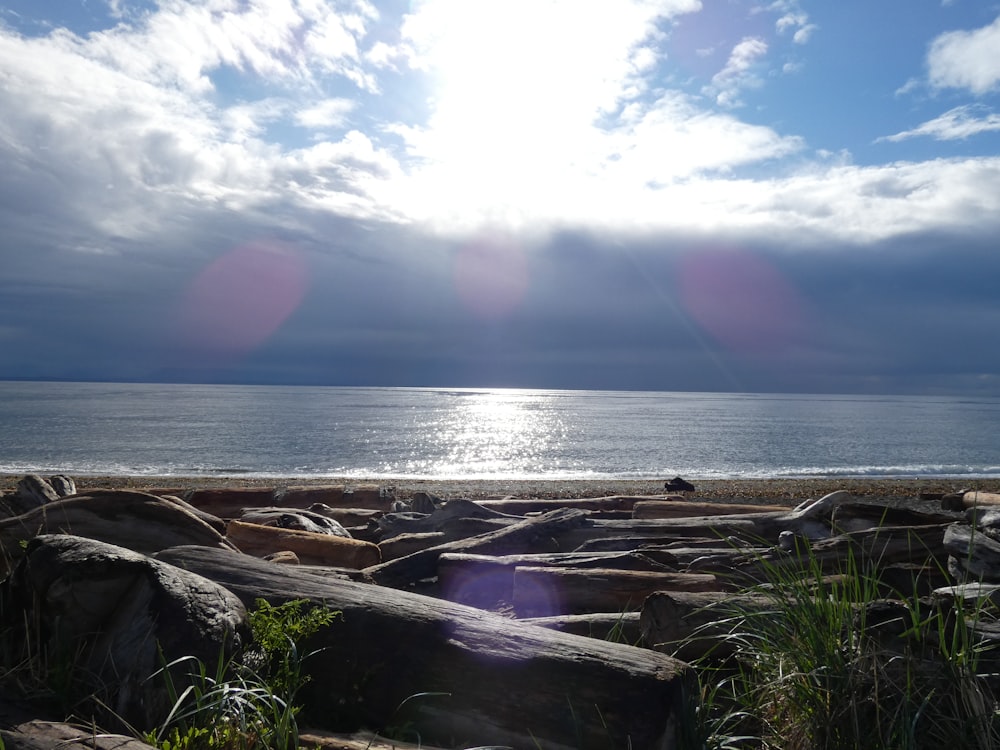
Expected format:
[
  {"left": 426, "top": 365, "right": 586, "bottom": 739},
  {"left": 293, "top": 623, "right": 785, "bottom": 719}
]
[
  {"left": 4, "top": 535, "right": 247, "bottom": 731},
  {"left": 157, "top": 544, "right": 694, "bottom": 750},
  {"left": 641, "top": 591, "right": 780, "bottom": 659},
  {"left": 239, "top": 507, "right": 351, "bottom": 537},
  {"left": 943, "top": 522, "right": 1000, "bottom": 583},
  {"left": 280, "top": 484, "right": 394, "bottom": 511},
  {"left": 552, "top": 491, "right": 855, "bottom": 551},
  {"left": 632, "top": 499, "right": 792, "bottom": 519},
  {"left": 437, "top": 551, "right": 677, "bottom": 610},
  {"left": 365, "top": 508, "right": 591, "bottom": 588},
  {"left": 512, "top": 566, "right": 719, "bottom": 618},
  {"left": 0, "top": 491, "right": 235, "bottom": 575},
  {"left": 375, "top": 498, "right": 523, "bottom": 539},
  {"left": 829, "top": 503, "right": 958, "bottom": 533},
  {"left": 183, "top": 487, "right": 275, "bottom": 518},
  {"left": 477, "top": 495, "right": 660, "bottom": 515},
  {"left": 520, "top": 612, "right": 644, "bottom": 644},
  {"left": 0, "top": 720, "right": 157, "bottom": 750},
  {"left": 721, "top": 523, "right": 950, "bottom": 588}
]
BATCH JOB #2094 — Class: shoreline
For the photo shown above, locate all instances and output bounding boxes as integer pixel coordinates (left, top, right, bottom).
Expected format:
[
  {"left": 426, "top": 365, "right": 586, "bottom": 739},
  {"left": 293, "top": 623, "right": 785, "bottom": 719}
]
[{"left": 4, "top": 473, "right": 998, "bottom": 505}]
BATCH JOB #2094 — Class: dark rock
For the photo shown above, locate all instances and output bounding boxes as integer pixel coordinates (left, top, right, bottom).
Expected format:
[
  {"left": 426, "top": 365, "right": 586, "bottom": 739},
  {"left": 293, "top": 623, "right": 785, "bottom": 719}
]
[{"left": 664, "top": 476, "right": 695, "bottom": 493}]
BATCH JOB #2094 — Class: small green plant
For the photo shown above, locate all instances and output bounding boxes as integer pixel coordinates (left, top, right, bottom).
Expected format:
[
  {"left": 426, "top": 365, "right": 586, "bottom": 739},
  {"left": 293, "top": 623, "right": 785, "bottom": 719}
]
[{"left": 144, "top": 598, "right": 340, "bottom": 750}]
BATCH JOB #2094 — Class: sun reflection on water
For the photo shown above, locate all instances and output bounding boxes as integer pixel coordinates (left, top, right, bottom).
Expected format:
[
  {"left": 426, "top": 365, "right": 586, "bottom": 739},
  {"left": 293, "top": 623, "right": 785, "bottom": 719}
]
[{"left": 422, "top": 390, "right": 568, "bottom": 477}]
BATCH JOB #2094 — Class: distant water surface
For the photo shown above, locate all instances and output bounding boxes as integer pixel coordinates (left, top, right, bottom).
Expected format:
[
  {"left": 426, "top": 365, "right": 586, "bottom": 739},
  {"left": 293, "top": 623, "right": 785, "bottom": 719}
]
[{"left": 0, "top": 382, "right": 998, "bottom": 480}]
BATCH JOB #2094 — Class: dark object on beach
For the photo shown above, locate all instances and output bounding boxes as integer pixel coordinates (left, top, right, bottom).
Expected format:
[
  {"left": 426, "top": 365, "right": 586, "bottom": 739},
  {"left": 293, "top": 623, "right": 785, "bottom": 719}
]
[{"left": 664, "top": 476, "right": 695, "bottom": 493}]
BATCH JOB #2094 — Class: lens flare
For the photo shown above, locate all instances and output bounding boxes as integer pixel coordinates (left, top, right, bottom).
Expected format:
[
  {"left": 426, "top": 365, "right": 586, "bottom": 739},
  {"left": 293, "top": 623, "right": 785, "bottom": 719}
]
[
  {"left": 675, "top": 247, "right": 808, "bottom": 355},
  {"left": 173, "top": 242, "right": 308, "bottom": 358}
]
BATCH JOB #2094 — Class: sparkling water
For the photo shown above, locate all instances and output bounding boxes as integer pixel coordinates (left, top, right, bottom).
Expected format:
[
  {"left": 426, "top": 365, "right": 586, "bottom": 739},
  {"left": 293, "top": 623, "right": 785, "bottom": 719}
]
[{"left": 1, "top": 381, "right": 998, "bottom": 479}]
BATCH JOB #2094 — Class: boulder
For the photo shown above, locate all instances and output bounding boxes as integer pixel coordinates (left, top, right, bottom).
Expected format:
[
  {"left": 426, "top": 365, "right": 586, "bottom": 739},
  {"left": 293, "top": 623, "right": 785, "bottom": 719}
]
[{"left": 0, "top": 535, "right": 248, "bottom": 731}]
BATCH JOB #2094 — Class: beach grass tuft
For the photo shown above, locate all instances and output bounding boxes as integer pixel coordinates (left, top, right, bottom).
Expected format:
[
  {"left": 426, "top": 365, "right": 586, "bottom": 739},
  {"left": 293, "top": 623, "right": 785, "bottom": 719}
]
[{"left": 674, "top": 538, "right": 1000, "bottom": 750}]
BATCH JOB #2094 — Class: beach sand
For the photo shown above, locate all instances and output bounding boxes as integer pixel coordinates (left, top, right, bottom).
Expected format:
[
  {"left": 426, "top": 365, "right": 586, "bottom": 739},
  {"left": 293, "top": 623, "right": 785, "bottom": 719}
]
[{"left": 3, "top": 473, "right": 998, "bottom": 509}]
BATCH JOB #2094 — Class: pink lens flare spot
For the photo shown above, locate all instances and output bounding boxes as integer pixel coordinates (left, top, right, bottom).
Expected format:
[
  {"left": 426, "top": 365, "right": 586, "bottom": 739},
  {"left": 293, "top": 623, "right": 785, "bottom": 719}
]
[
  {"left": 176, "top": 242, "right": 308, "bottom": 356},
  {"left": 453, "top": 237, "right": 530, "bottom": 320},
  {"left": 676, "top": 248, "right": 808, "bottom": 355}
]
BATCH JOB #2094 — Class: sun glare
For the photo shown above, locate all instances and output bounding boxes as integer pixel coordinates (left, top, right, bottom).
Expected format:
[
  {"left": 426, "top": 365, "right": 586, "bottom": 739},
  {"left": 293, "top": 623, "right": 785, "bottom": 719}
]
[{"left": 400, "top": 0, "right": 667, "bottom": 218}]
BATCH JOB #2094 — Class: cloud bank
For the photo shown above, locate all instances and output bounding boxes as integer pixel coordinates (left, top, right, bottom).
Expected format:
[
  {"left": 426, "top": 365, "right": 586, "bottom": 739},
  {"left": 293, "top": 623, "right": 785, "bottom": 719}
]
[{"left": 0, "top": 1, "right": 999, "bottom": 395}]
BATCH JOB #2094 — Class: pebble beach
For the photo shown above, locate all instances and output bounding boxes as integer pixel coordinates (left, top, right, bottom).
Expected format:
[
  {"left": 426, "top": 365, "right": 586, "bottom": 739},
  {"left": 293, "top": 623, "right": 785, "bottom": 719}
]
[{"left": 4, "top": 474, "right": 999, "bottom": 509}]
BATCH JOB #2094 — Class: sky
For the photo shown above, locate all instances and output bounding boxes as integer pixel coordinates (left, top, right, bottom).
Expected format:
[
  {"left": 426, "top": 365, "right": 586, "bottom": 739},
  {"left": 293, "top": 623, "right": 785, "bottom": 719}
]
[{"left": 1, "top": 0, "right": 1000, "bottom": 395}]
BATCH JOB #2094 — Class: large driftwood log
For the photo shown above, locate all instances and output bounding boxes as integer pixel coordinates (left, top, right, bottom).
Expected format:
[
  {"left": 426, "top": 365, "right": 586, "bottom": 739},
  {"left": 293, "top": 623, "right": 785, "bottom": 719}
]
[
  {"left": 512, "top": 566, "right": 719, "bottom": 618},
  {"left": 375, "top": 498, "right": 523, "bottom": 539},
  {"left": 225, "top": 520, "right": 380, "bottom": 568},
  {"left": 721, "top": 524, "right": 950, "bottom": 588},
  {"left": 157, "top": 544, "right": 694, "bottom": 750},
  {"left": 377, "top": 531, "right": 447, "bottom": 560},
  {"left": 4, "top": 535, "right": 247, "bottom": 731},
  {"left": 184, "top": 487, "right": 276, "bottom": 518},
  {"left": 0, "top": 491, "right": 234, "bottom": 575},
  {"left": 238, "top": 507, "right": 351, "bottom": 537},
  {"left": 0, "top": 720, "right": 157, "bottom": 750},
  {"left": 553, "top": 491, "right": 854, "bottom": 551},
  {"left": 477, "top": 495, "right": 664, "bottom": 515},
  {"left": 943, "top": 522, "right": 1000, "bottom": 583},
  {"left": 632, "top": 500, "right": 792, "bottom": 519},
  {"left": 278, "top": 485, "right": 385, "bottom": 510},
  {"left": 829, "top": 503, "right": 958, "bottom": 533},
  {"left": 365, "top": 508, "right": 591, "bottom": 588},
  {"left": 438, "top": 551, "right": 677, "bottom": 609},
  {"left": 959, "top": 491, "right": 1000, "bottom": 509},
  {"left": 520, "top": 612, "right": 644, "bottom": 644},
  {"left": 641, "top": 591, "right": 780, "bottom": 659}
]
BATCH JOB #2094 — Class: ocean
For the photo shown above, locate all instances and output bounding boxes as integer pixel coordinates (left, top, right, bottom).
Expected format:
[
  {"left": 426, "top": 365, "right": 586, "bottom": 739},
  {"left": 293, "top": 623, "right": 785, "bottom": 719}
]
[{"left": 0, "top": 381, "right": 998, "bottom": 480}]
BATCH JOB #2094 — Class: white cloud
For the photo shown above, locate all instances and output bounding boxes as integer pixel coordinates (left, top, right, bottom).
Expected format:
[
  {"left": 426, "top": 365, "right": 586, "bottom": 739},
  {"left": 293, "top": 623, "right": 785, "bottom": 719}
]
[
  {"left": 771, "top": 2, "right": 816, "bottom": 44},
  {"left": 709, "top": 37, "right": 768, "bottom": 107},
  {"left": 927, "top": 14, "right": 1000, "bottom": 94},
  {"left": 3, "top": 0, "right": 1000, "bottom": 255},
  {"left": 792, "top": 24, "right": 817, "bottom": 44},
  {"left": 879, "top": 105, "right": 1000, "bottom": 142},
  {"left": 294, "top": 98, "right": 355, "bottom": 128}
]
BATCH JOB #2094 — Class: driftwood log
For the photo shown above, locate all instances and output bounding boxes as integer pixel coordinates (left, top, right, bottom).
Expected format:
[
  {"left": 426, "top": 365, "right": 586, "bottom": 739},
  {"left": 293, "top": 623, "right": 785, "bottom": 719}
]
[
  {"left": 632, "top": 500, "right": 792, "bottom": 519},
  {"left": 520, "top": 612, "right": 644, "bottom": 644},
  {"left": 157, "top": 544, "right": 694, "bottom": 750},
  {"left": 438, "top": 549, "right": 678, "bottom": 608},
  {"left": 0, "top": 720, "right": 157, "bottom": 750},
  {"left": 641, "top": 591, "right": 782, "bottom": 660},
  {"left": 0, "top": 491, "right": 234, "bottom": 575},
  {"left": 512, "top": 566, "right": 719, "bottom": 617},
  {"left": 477, "top": 495, "right": 660, "bottom": 515},
  {"left": 225, "top": 520, "right": 381, "bottom": 568},
  {"left": 365, "top": 508, "right": 591, "bottom": 588},
  {"left": 551, "top": 491, "right": 855, "bottom": 551},
  {"left": 943, "top": 522, "right": 1000, "bottom": 583}
]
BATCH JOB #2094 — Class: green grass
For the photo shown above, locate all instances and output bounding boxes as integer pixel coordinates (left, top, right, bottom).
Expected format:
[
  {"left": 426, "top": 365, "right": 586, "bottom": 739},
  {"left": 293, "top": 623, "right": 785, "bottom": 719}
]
[
  {"left": 672, "top": 537, "right": 1000, "bottom": 750},
  {"left": 143, "top": 598, "right": 340, "bottom": 750}
]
